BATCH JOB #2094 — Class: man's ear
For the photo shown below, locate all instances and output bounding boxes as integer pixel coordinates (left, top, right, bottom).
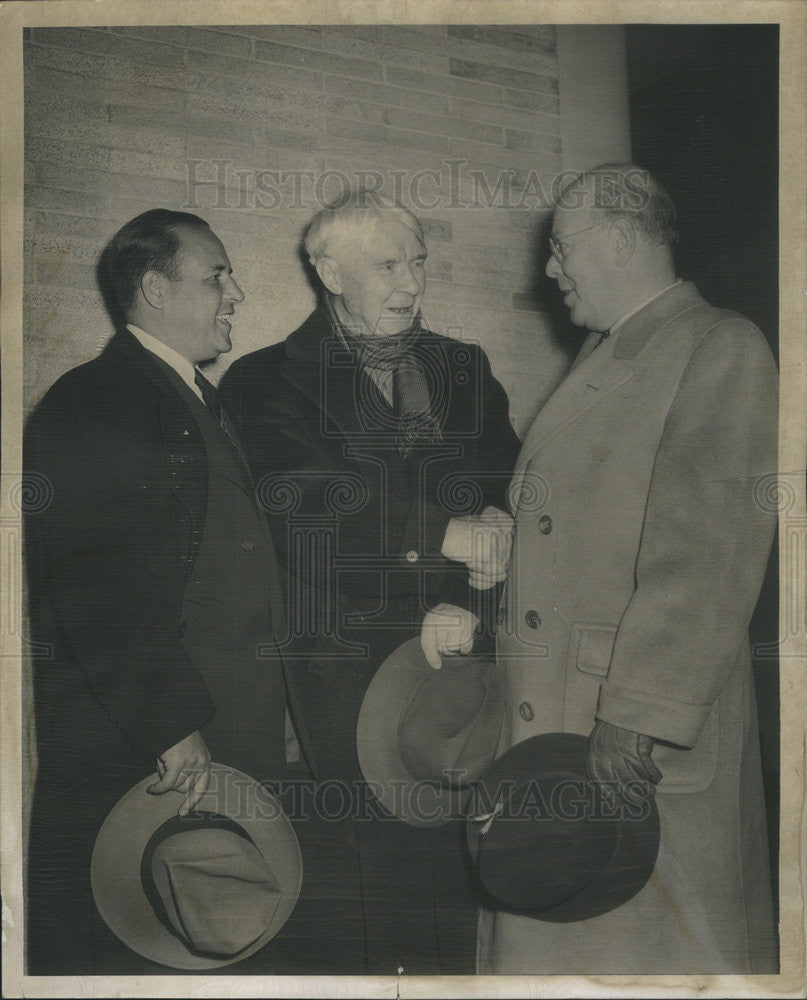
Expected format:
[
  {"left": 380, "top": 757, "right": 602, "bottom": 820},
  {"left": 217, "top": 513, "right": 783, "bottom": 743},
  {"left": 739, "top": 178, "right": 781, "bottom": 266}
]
[
  {"left": 611, "top": 218, "right": 637, "bottom": 268},
  {"left": 140, "top": 269, "right": 167, "bottom": 310},
  {"left": 315, "top": 256, "right": 343, "bottom": 296}
]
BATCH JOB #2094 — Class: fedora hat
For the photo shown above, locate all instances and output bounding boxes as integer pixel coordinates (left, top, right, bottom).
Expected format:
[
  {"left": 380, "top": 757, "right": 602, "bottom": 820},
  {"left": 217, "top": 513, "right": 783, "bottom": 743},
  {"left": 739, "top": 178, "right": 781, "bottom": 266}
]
[
  {"left": 357, "top": 637, "right": 504, "bottom": 828},
  {"left": 467, "top": 732, "right": 660, "bottom": 921},
  {"left": 91, "top": 763, "right": 302, "bottom": 969}
]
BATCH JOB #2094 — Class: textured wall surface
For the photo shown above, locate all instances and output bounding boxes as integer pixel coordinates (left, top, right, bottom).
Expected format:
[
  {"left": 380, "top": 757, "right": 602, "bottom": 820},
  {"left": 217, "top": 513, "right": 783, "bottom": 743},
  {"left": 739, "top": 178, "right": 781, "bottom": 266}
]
[
  {"left": 20, "top": 21, "right": 631, "bottom": 923},
  {"left": 21, "top": 23, "right": 611, "bottom": 435}
]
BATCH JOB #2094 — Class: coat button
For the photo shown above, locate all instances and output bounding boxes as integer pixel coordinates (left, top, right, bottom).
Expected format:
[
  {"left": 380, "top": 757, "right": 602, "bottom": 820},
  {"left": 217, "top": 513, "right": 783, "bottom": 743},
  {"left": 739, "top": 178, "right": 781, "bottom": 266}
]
[
  {"left": 539, "top": 515, "right": 553, "bottom": 534},
  {"left": 519, "top": 701, "right": 535, "bottom": 721},
  {"left": 405, "top": 550, "right": 419, "bottom": 563},
  {"left": 241, "top": 538, "right": 255, "bottom": 551},
  {"left": 525, "top": 609, "right": 541, "bottom": 629},
  {"left": 178, "top": 621, "right": 187, "bottom": 638}
]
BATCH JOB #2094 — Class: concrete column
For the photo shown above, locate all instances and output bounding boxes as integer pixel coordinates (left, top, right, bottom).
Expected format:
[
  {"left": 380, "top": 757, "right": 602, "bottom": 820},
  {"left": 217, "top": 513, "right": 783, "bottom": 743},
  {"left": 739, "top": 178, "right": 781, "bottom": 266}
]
[{"left": 556, "top": 25, "right": 631, "bottom": 174}]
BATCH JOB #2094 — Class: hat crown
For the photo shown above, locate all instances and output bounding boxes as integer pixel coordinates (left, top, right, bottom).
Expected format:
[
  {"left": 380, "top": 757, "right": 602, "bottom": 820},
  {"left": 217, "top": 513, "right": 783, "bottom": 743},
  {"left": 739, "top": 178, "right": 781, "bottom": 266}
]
[
  {"left": 398, "top": 657, "right": 504, "bottom": 786},
  {"left": 467, "top": 733, "right": 660, "bottom": 922},
  {"left": 91, "top": 763, "right": 302, "bottom": 969},
  {"left": 150, "top": 826, "right": 282, "bottom": 957}
]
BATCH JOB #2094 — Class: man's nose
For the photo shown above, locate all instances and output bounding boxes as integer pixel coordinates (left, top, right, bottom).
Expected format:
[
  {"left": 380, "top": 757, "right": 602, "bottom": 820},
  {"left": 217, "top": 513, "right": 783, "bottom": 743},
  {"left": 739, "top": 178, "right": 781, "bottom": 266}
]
[
  {"left": 225, "top": 275, "right": 245, "bottom": 303},
  {"left": 399, "top": 265, "right": 423, "bottom": 295},
  {"left": 545, "top": 253, "right": 562, "bottom": 280}
]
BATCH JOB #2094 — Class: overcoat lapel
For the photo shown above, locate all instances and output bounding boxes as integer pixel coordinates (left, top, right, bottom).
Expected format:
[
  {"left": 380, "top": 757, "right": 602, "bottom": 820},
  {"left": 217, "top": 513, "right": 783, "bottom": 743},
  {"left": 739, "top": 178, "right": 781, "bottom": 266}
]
[
  {"left": 283, "top": 309, "right": 371, "bottom": 439},
  {"left": 106, "top": 330, "right": 208, "bottom": 536},
  {"left": 509, "top": 346, "right": 634, "bottom": 511},
  {"left": 510, "top": 282, "right": 709, "bottom": 514}
]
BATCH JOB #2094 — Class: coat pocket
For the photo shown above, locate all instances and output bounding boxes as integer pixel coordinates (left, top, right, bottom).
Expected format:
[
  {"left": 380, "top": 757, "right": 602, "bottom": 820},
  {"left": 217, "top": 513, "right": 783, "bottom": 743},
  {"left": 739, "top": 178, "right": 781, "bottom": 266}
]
[
  {"left": 653, "top": 705, "right": 720, "bottom": 794},
  {"left": 570, "top": 623, "right": 618, "bottom": 677}
]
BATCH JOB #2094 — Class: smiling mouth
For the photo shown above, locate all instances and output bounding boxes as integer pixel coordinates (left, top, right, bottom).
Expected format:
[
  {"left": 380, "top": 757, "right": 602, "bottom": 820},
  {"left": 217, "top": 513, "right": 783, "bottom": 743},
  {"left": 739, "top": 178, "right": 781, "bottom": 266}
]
[{"left": 387, "top": 305, "right": 414, "bottom": 315}]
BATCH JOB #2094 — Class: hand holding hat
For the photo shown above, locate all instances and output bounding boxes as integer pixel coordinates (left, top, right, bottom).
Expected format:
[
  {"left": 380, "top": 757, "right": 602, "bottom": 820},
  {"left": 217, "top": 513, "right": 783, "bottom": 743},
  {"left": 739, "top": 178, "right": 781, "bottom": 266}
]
[
  {"left": 586, "top": 720, "right": 662, "bottom": 808},
  {"left": 148, "top": 730, "right": 211, "bottom": 815},
  {"left": 420, "top": 603, "right": 478, "bottom": 670},
  {"left": 467, "top": 732, "right": 661, "bottom": 922},
  {"left": 92, "top": 763, "right": 302, "bottom": 969},
  {"left": 357, "top": 637, "right": 504, "bottom": 826}
]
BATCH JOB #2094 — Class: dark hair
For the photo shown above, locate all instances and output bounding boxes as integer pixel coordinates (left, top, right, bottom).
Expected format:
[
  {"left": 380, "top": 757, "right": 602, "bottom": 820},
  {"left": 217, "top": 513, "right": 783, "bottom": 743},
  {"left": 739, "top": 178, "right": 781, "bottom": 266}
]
[
  {"left": 102, "top": 209, "right": 211, "bottom": 316},
  {"left": 560, "top": 163, "right": 679, "bottom": 247}
]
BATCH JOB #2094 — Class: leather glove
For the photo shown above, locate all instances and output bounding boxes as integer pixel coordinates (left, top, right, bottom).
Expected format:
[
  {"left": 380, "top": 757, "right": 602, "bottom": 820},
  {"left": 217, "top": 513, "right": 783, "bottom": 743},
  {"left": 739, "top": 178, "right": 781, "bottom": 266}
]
[{"left": 586, "top": 720, "right": 662, "bottom": 809}]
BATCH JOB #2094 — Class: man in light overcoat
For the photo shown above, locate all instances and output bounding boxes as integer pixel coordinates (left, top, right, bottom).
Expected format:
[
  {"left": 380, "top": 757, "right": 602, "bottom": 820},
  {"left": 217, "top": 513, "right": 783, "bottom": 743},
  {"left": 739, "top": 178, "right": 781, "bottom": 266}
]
[{"left": 482, "top": 163, "right": 778, "bottom": 974}]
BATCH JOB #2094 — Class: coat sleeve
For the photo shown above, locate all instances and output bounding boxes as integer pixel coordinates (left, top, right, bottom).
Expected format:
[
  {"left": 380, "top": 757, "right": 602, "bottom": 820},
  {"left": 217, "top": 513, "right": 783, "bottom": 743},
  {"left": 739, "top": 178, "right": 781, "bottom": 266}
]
[
  {"left": 408, "top": 344, "right": 521, "bottom": 620},
  {"left": 400, "top": 344, "right": 521, "bottom": 555},
  {"left": 220, "top": 344, "right": 520, "bottom": 621},
  {"left": 596, "top": 318, "right": 778, "bottom": 747},
  {"left": 25, "top": 380, "right": 215, "bottom": 761}
]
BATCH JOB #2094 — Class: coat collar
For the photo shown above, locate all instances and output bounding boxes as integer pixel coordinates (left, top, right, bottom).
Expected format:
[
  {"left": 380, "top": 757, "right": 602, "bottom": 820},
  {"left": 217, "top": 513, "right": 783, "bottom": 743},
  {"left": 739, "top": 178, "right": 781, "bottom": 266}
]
[
  {"left": 510, "top": 282, "right": 708, "bottom": 510},
  {"left": 102, "top": 327, "right": 189, "bottom": 395},
  {"left": 285, "top": 305, "right": 339, "bottom": 363},
  {"left": 510, "top": 342, "right": 634, "bottom": 510},
  {"left": 611, "top": 280, "right": 706, "bottom": 359},
  {"left": 284, "top": 305, "right": 447, "bottom": 361},
  {"left": 281, "top": 308, "right": 368, "bottom": 439},
  {"left": 281, "top": 306, "right": 450, "bottom": 440}
]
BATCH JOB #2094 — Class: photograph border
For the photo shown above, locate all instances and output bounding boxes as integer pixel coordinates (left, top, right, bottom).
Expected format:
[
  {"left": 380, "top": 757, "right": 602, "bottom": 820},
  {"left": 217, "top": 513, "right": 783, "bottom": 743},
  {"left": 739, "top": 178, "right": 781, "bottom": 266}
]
[{"left": 2, "top": 2, "right": 805, "bottom": 997}]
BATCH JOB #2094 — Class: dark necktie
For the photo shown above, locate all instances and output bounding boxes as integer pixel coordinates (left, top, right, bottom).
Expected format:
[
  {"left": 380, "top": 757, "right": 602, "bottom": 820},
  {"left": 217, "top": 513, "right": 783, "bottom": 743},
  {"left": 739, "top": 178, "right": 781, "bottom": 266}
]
[
  {"left": 194, "top": 369, "right": 240, "bottom": 450},
  {"left": 194, "top": 369, "right": 222, "bottom": 421}
]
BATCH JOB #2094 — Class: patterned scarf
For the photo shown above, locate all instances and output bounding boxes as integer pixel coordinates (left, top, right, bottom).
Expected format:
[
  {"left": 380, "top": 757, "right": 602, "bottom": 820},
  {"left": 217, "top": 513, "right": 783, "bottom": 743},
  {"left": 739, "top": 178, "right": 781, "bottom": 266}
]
[{"left": 324, "top": 294, "right": 443, "bottom": 458}]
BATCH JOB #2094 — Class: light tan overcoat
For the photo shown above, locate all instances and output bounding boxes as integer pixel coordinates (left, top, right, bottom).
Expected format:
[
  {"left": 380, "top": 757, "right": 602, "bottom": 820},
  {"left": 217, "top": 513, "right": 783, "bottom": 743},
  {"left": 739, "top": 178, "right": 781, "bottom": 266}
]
[{"left": 482, "top": 281, "right": 779, "bottom": 974}]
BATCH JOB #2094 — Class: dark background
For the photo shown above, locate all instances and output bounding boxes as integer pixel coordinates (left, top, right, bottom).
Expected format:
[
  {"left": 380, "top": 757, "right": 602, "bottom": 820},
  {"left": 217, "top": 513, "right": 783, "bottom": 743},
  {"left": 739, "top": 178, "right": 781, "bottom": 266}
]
[{"left": 626, "top": 23, "right": 780, "bottom": 910}]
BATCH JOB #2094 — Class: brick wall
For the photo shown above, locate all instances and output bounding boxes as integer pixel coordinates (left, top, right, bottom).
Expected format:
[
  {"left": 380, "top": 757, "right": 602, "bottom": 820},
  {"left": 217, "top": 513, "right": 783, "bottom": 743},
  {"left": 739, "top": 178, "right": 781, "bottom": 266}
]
[{"left": 22, "top": 23, "right": 589, "bottom": 434}]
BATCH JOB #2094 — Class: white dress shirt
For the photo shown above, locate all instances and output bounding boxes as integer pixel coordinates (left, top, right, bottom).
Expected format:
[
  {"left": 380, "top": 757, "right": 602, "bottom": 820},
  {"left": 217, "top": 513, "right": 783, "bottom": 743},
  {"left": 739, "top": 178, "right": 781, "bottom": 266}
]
[{"left": 127, "top": 324, "right": 206, "bottom": 404}]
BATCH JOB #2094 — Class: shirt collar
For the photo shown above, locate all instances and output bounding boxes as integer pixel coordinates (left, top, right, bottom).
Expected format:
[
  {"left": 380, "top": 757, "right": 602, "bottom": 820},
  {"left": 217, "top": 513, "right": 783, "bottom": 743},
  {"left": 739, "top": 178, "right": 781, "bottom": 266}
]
[
  {"left": 609, "top": 279, "right": 683, "bottom": 335},
  {"left": 127, "top": 324, "right": 203, "bottom": 401}
]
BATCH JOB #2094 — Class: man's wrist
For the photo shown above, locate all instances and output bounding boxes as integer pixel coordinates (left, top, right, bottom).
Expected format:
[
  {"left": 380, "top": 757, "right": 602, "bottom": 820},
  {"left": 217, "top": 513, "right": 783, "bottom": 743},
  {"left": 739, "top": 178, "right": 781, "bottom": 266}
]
[{"left": 441, "top": 516, "right": 470, "bottom": 562}]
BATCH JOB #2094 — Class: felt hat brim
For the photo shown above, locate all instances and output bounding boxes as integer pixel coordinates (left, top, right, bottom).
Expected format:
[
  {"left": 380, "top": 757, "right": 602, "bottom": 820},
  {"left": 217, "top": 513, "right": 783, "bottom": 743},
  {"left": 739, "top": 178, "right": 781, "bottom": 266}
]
[
  {"left": 357, "top": 637, "right": 488, "bottom": 828},
  {"left": 466, "top": 733, "right": 660, "bottom": 921},
  {"left": 91, "top": 763, "right": 302, "bottom": 969}
]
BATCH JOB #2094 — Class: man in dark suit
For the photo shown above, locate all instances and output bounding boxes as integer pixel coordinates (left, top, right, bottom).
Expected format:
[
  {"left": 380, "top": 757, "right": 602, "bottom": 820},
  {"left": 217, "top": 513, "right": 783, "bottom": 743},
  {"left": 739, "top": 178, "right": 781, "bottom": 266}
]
[
  {"left": 220, "top": 191, "right": 522, "bottom": 974},
  {"left": 25, "top": 209, "right": 290, "bottom": 974}
]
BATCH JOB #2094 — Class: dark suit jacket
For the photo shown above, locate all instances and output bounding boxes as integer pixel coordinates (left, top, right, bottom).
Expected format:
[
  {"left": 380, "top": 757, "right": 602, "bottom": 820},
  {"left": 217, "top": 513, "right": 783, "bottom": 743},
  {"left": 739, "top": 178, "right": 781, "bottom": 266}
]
[
  {"left": 220, "top": 306, "right": 522, "bottom": 779},
  {"left": 24, "top": 330, "right": 287, "bottom": 972},
  {"left": 25, "top": 331, "right": 221, "bottom": 774}
]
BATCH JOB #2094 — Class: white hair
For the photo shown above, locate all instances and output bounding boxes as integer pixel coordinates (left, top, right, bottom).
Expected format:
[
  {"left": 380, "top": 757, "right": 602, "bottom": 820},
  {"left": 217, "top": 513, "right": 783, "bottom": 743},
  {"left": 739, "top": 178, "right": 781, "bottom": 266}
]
[{"left": 304, "top": 188, "right": 425, "bottom": 265}]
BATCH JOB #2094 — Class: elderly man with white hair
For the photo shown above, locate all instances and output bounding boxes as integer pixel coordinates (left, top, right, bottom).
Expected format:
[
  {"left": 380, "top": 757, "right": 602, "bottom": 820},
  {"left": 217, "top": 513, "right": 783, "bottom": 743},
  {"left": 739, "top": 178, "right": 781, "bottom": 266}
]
[{"left": 220, "top": 190, "right": 520, "bottom": 974}]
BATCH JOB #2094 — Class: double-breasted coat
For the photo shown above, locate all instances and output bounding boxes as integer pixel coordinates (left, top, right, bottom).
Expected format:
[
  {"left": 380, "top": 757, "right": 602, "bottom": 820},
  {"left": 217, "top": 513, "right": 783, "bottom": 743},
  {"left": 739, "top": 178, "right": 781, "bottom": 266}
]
[
  {"left": 25, "top": 330, "right": 288, "bottom": 973},
  {"left": 482, "top": 281, "right": 779, "bottom": 974},
  {"left": 220, "top": 306, "right": 522, "bottom": 974}
]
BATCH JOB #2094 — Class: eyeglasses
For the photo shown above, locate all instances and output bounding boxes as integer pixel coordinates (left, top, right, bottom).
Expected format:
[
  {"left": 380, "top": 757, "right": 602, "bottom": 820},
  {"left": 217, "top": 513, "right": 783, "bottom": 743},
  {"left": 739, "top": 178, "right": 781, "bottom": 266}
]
[{"left": 549, "top": 221, "right": 607, "bottom": 262}]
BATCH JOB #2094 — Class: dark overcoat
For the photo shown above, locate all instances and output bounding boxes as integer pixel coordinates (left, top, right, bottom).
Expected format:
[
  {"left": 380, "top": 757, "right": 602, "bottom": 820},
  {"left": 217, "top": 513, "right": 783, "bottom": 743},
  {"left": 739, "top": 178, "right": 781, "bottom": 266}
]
[
  {"left": 220, "top": 306, "right": 522, "bottom": 974},
  {"left": 220, "top": 306, "right": 522, "bottom": 780}
]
